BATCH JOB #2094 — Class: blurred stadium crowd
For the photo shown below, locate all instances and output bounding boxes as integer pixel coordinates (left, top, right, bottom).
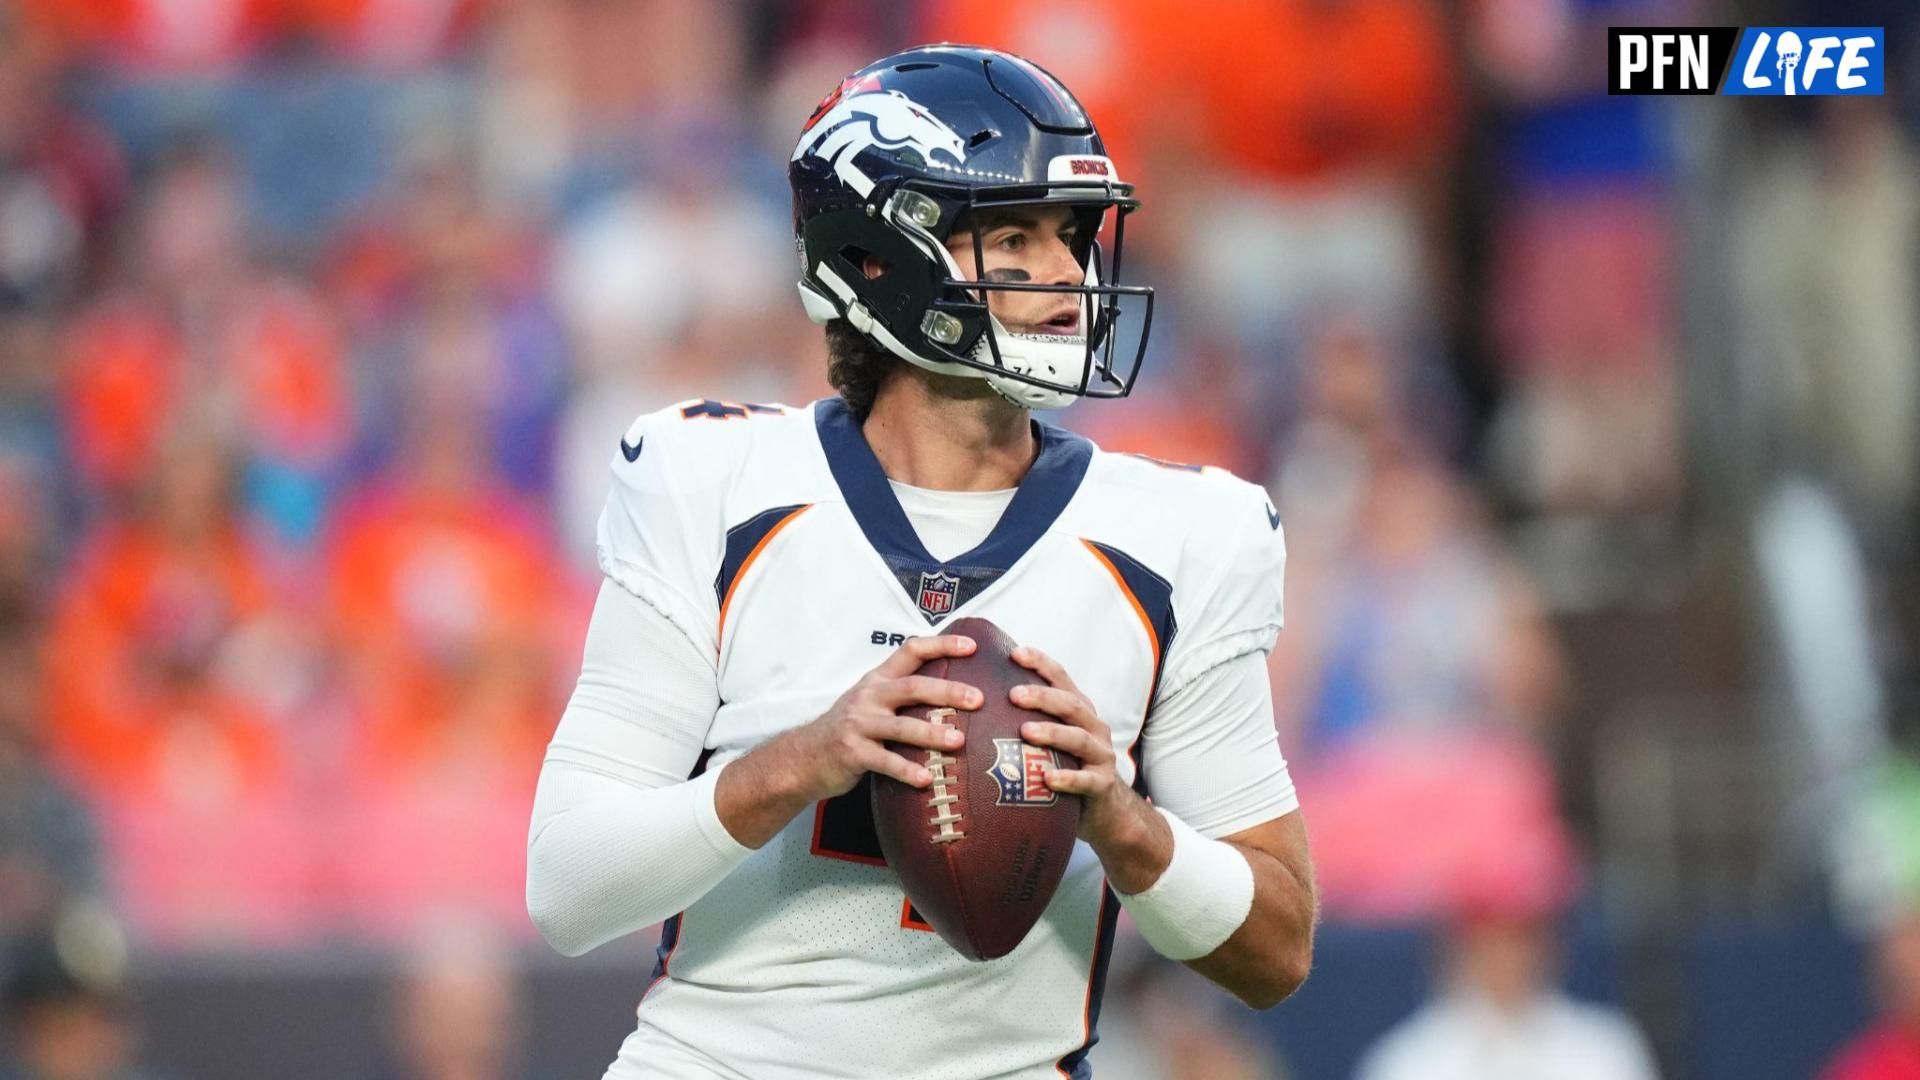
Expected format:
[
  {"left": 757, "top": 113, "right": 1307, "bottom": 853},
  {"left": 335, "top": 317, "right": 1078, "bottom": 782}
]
[{"left": 0, "top": 0, "right": 1917, "bottom": 1078}]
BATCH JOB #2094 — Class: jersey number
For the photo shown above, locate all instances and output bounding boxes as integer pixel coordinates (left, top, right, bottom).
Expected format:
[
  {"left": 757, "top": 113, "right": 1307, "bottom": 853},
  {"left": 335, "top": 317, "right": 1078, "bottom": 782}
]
[
  {"left": 679, "top": 399, "right": 783, "bottom": 420},
  {"left": 811, "top": 778, "right": 934, "bottom": 933},
  {"left": 810, "top": 779, "right": 886, "bottom": 865}
]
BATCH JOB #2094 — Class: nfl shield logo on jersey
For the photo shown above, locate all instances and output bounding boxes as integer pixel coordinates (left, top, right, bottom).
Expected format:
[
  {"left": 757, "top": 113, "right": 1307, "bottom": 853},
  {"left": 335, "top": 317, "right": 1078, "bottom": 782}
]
[
  {"left": 988, "top": 739, "right": 1058, "bottom": 807},
  {"left": 915, "top": 570, "right": 959, "bottom": 618}
]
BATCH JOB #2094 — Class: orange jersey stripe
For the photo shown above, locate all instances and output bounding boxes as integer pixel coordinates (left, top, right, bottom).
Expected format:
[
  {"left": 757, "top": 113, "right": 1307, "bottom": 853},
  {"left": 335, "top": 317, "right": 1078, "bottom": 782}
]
[
  {"left": 717, "top": 504, "right": 813, "bottom": 641},
  {"left": 1059, "top": 889, "right": 1118, "bottom": 1079},
  {"left": 1080, "top": 538, "right": 1161, "bottom": 684}
]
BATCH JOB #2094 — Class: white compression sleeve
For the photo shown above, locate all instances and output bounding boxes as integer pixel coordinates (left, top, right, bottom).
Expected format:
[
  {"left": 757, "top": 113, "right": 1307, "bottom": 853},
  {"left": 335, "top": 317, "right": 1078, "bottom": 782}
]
[
  {"left": 526, "top": 579, "right": 751, "bottom": 957},
  {"left": 1116, "top": 651, "right": 1295, "bottom": 961}
]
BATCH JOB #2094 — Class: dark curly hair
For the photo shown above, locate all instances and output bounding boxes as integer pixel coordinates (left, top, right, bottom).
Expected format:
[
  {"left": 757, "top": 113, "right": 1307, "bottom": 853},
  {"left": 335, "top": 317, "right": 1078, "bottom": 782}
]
[{"left": 824, "top": 319, "right": 904, "bottom": 421}]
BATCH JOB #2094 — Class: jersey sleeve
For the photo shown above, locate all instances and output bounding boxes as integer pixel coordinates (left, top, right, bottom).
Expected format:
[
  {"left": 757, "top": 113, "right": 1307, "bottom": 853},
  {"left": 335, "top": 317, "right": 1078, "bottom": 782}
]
[
  {"left": 1158, "top": 475, "right": 1286, "bottom": 700},
  {"left": 1136, "top": 650, "right": 1298, "bottom": 838},
  {"left": 595, "top": 407, "right": 732, "bottom": 655}
]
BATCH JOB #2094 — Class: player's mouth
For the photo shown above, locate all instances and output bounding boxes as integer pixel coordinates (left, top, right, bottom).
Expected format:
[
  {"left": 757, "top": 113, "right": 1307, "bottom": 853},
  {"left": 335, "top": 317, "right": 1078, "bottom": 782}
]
[{"left": 1026, "top": 308, "right": 1081, "bottom": 337}]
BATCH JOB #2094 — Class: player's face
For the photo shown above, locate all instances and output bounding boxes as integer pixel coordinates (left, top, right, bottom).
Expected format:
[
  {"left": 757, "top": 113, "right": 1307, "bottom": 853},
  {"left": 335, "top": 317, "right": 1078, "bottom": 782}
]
[{"left": 944, "top": 205, "right": 1085, "bottom": 338}]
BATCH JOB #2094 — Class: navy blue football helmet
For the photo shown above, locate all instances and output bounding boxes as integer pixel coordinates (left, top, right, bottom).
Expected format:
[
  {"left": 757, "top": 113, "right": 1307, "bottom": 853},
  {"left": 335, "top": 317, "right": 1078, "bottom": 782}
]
[{"left": 789, "top": 44, "right": 1153, "bottom": 409}]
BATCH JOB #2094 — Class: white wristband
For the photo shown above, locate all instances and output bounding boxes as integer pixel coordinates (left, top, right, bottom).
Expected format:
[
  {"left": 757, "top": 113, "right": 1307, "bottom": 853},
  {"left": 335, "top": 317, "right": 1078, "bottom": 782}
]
[{"left": 1115, "top": 808, "right": 1256, "bottom": 961}]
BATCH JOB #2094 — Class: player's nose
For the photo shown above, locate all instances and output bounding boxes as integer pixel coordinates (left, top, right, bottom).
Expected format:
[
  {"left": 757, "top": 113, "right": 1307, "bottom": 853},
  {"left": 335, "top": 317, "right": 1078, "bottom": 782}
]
[{"left": 1038, "top": 233, "right": 1080, "bottom": 286}]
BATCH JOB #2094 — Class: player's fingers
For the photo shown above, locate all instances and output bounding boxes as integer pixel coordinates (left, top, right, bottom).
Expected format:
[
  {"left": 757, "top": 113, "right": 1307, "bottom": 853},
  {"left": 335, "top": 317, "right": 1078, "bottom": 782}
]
[
  {"left": 1010, "top": 645, "right": 1081, "bottom": 693},
  {"left": 1041, "top": 767, "right": 1107, "bottom": 798},
  {"left": 860, "top": 744, "right": 933, "bottom": 788},
  {"left": 873, "top": 634, "right": 977, "bottom": 677},
  {"left": 868, "top": 712, "right": 968, "bottom": 751},
  {"left": 877, "top": 674, "right": 982, "bottom": 711},
  {"left": 1020, "top": 720, "right": 1111, "bottom": 765},
  {"left": 1011, "top": 684, "right": 1100, "bottom": 731}
]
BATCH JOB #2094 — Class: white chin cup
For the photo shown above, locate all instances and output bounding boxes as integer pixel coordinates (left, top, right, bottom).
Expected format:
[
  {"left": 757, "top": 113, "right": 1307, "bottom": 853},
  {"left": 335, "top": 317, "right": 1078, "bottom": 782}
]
[{"left": 975, "top": 318, "right": 1089, "bottom": 410}]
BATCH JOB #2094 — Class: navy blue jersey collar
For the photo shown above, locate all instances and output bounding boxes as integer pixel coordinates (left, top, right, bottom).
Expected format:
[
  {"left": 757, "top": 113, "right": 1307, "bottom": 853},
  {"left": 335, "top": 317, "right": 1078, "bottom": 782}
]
[{"left": 813, "top": 396, "right": 1092, "bottom": 619}]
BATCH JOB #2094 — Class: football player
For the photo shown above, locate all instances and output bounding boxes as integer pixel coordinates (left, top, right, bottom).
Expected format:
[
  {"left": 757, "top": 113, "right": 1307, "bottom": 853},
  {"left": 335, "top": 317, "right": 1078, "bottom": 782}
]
[{"left": 527, "top": 44, "right": 1316, "bottom": 1079}]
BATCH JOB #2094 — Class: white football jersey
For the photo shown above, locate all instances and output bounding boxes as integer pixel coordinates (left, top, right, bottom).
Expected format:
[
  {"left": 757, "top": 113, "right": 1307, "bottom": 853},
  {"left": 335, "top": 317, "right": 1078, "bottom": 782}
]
[{"left": 595, "top": 397, "right": 1286, "bottom": 1080}]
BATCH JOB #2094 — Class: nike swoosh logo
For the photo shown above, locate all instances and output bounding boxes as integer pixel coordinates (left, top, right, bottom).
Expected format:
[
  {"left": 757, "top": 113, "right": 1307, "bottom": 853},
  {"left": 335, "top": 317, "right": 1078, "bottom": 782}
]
[
  {"left": 620, "top": 435, "right": 644, "bottom": 463},
  {"left": 1265, "top": 503, "right": 1281, "bottom": 530}
]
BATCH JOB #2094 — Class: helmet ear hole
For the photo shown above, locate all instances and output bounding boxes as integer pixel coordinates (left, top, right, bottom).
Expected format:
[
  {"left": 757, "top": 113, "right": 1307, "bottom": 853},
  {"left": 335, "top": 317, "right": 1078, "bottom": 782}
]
[{"left": 841, "top": 246, "right": 891, "bottom": 281}]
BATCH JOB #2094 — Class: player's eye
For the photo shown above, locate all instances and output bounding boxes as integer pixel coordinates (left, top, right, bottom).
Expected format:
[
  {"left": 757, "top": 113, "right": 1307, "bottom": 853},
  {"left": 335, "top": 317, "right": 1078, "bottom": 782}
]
[{"left": 995, "top": 231, "right": 1026, "bottom": 252}]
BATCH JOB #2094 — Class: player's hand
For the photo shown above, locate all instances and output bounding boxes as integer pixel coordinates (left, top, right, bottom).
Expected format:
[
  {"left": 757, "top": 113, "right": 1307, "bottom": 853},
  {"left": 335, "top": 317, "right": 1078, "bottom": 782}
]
[
  {"left": 1011, "top": 646, "right": 1152, "bottom": 849},
  {"left": 784, "top": 634, "right": 981, "bottom": 800}
]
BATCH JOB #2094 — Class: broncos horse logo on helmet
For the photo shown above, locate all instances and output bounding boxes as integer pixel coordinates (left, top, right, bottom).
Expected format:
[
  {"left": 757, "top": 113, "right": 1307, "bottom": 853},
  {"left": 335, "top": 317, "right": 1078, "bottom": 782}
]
[
  {"left": 793, "top": 89, "right": 969, "bottom": 198},
  {"left": 788, "top": 44, "right": 1155, "bottom": 411}
]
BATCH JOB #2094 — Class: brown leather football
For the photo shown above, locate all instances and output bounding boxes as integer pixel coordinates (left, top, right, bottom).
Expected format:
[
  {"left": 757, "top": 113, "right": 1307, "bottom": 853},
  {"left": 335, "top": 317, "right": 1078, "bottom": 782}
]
[{"left": 870, "top": 616, "right": 1082, "bottom": 961}]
